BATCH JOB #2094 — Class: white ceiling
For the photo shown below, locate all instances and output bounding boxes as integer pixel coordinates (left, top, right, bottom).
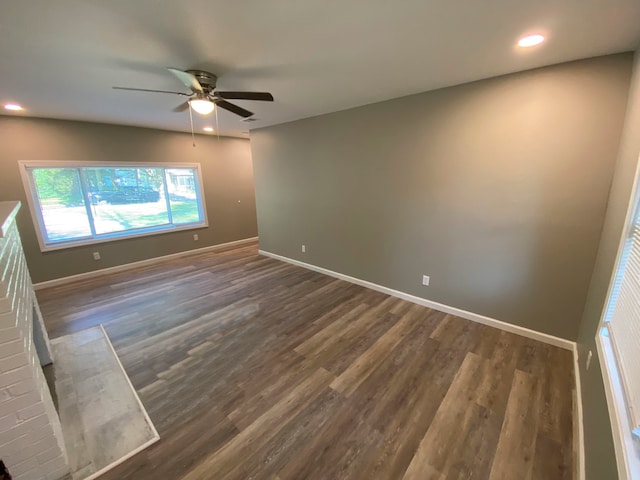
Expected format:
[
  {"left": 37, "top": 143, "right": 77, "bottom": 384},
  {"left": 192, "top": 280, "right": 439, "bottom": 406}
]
[{"left": 1, "top": 0, "right": 639, "bottom": 138}]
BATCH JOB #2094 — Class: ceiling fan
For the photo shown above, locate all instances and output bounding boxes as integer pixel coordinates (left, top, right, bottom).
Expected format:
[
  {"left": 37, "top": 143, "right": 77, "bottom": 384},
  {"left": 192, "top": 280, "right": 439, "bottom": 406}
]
[{"left": 113, "top": 68, "right": 274, "bottom": 118}]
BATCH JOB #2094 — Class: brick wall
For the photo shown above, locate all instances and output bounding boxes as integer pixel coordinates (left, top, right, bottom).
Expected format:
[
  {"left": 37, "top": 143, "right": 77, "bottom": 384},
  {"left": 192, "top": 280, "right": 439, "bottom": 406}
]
[{"left": 0, "top": 203, "right": 68, "bottom": 480}]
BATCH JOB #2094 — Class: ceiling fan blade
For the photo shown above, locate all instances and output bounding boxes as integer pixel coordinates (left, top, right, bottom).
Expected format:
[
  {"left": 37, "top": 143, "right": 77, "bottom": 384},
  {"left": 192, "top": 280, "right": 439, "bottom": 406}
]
[
  {"left": 173, "top": 101, "right": 190, "bottom": 112},
  {"left": 167, "top": 68, "right": 203, "bottom": 93},
  {"left": 214, "top": 99, "right": 254, "bottom": 118},
  {"left": 113, "top": 86, "right": 190, "bottom": 96},
  {"left": 215, "top": 91, "right": 274, "bottom": 101}
]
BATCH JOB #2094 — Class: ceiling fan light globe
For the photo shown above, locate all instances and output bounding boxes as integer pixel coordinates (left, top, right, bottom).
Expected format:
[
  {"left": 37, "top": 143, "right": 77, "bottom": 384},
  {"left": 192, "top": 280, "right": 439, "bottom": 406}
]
[{"left": 190, "top": 99, "right": 215, "bottom": 115}]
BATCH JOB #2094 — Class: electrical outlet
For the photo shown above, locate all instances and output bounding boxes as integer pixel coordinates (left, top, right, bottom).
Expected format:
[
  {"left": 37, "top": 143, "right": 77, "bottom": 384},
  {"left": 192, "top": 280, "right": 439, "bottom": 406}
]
[
  {"left": 586, "top": 350, "right": 593, "bottom": 370},
  {"left": 301, "top": 245, "right": 306, "bottom": 253},
  {"left": 193, "top": 234, "right": 199, "bottom": 241},
  {"left": 92, "top": 252, "right": 101, "bottom": 261},
  {"left": 422, "top": 275, "right": 430, "bottom": 286}
]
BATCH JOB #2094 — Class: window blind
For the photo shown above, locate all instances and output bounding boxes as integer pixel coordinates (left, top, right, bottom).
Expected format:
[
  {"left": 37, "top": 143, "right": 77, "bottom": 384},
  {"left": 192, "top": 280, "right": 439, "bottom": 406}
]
[{"left": 606, "top": 204, "right": 640, "bottom": 439}]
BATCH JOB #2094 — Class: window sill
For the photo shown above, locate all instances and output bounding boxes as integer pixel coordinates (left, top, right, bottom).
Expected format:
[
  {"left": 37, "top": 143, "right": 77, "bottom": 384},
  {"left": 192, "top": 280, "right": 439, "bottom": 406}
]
[
  {"left": 39, "top": 222, "right": 208, "bottom": 252},
  {"left": 597, "top": 326, "right": 640, "bottom": 480}
]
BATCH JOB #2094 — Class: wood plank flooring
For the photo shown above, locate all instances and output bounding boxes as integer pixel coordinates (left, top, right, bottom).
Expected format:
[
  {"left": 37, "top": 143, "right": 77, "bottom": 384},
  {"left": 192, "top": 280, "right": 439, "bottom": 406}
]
[{"left": 37, "top": 241, "right": 575, "bottom": 480}]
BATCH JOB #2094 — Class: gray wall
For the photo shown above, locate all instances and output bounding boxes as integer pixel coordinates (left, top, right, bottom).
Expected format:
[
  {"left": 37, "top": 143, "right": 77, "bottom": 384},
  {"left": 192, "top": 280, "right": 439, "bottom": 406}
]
[
  {"left": 251, "top": 54, "right": 632, "bottom": 340},
  {"left": 0, "top": 117, "right": 257, "bottom": 283},
  {"left": 577, "top": 49, "right": 640, "bottom": 480}
]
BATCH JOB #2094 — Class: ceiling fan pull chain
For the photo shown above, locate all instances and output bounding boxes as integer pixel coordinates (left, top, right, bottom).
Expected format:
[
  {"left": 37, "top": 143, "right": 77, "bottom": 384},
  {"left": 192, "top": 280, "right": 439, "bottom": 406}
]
[
  {"left": 188, "top": 102, "right": 196, "bottom": 148},
  {"left": 215, "top": 105, "right": 220, "bottom": 141}
]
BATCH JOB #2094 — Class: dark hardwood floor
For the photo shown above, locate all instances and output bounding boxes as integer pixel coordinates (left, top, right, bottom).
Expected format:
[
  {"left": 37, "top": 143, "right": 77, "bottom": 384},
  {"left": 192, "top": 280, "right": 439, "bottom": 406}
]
[{"left": 37, "top": 240, "right": 575, "bottom": 480}]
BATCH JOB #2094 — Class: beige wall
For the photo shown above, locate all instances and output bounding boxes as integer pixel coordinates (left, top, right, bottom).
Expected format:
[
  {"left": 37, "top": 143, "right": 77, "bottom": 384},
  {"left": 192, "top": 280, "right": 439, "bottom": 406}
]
[
  {"left": 577, "top": 49, "right": 640, "bottom": 480},
  {"left": 251, "top": 53, "right": 632, "bottom": 340},
  {"left": 0, "top": 117, "right": 257, "bottom": 283}
]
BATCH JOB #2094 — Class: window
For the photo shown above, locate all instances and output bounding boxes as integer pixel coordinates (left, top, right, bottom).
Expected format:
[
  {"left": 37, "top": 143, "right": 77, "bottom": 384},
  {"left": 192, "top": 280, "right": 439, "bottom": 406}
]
[
  {"left": 19, "top": 162, "right": 208, "bottom": 251},
  {"left": 598, "top": 161, "right": 640, "bottom": 479}
]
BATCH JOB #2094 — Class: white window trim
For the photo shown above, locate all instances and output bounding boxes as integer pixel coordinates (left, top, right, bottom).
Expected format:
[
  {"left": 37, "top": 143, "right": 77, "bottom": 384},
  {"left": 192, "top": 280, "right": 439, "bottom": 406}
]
[
  {"left": 18, "top": 160, "right": 209, "bottom": 252},
  {"left": 597, "top": 329, "right": 640, "bottom": 480},
  {"left": 597, "top": 153, "right": 640, "bottom": 480}
]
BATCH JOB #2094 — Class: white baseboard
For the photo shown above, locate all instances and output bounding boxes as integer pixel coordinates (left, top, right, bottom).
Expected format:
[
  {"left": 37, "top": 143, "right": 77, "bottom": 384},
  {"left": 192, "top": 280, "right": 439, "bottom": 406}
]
[
  {"left": 573, "top": 345, "right": 586, "bottom": 480},
  {"left": 259, "top": 249, "right": 575, "bottom": 351},
  {"left": 34, "top": 236, "right": 258, "bottom": 290}
]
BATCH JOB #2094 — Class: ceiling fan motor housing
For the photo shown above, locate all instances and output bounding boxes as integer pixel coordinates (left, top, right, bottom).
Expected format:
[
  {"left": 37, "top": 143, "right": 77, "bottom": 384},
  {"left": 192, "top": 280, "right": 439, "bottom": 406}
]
[{"left": 186, "top": 70, "right": 218, "bottom": 94}]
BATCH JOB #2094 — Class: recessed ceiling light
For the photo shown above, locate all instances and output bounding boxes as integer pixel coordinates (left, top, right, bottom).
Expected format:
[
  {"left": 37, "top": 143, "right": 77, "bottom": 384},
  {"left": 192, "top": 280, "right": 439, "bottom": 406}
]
[
  {"left": 203, "top": 127, "right": 214, "bottom": 132},
  {"left": 4, "top": 103, "right": 23, "bottom": 111},
  {"left": 518, "top": 34, "right": 545, "bottom": 48}
]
